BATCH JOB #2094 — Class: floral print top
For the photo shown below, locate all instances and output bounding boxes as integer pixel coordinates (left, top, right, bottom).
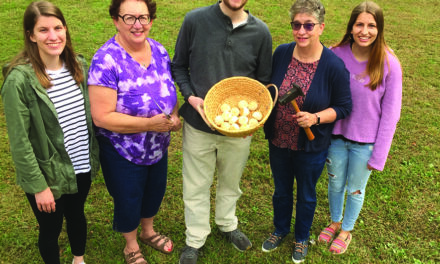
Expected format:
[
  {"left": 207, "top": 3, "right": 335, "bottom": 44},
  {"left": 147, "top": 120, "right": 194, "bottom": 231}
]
[
  {"left": 271, "top": 57, "right": 319, "bottom": 150},
  {"left": 88, "top": 36, "right": 177, "bottom": 165}
]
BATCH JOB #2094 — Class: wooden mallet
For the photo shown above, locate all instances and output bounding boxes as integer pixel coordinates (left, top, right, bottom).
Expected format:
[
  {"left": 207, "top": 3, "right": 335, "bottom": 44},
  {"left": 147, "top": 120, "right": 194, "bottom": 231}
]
[{"left": 278, "top": 83, "right": 315, "bottom": 141}]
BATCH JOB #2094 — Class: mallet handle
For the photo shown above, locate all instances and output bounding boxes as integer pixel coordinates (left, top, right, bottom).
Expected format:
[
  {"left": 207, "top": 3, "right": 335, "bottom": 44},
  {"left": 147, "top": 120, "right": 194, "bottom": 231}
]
[{"left": 290, "top": 101, "right": 315, "bottom": 141}]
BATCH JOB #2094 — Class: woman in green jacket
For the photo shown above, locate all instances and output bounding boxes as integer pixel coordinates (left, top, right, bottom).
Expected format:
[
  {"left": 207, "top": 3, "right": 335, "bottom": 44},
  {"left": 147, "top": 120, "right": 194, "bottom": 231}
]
[{"left": 1, "top": 2, "right": 99, "bottom": 264}]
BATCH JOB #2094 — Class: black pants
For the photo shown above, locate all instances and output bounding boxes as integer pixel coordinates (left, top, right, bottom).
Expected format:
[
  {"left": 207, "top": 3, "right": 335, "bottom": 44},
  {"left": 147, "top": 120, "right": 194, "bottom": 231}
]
[{"left": 26, "top": 172, "right": 91, "bottom": 264}]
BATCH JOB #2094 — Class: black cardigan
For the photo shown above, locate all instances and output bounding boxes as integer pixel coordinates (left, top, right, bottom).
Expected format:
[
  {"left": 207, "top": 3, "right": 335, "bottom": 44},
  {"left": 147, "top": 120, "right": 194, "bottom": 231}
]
[{"left": 264, "top": 42, "right": 352, "bottom": 152}]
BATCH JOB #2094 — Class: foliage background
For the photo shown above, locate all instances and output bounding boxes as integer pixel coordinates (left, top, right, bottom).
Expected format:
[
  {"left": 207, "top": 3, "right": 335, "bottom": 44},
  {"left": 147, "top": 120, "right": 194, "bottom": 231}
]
[{"left": 0, "top": 0, "right": 439, "bottom": 263}]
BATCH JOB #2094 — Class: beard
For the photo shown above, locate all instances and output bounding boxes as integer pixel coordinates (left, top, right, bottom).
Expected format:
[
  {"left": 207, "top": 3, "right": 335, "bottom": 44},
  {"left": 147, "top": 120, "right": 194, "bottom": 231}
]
[{"left": 222, "top": 0, "right": 248, "bottom": 11}]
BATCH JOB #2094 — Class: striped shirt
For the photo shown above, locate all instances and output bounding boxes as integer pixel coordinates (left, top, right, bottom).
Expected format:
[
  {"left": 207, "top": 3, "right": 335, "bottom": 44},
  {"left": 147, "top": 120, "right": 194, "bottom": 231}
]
[{"left": 46, "top": 65, "right": 91, "bottom": 174}]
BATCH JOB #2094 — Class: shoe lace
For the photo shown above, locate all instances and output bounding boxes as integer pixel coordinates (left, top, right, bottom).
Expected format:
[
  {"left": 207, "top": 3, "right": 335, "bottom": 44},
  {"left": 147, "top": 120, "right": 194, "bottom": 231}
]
[
  {"left": 294, "top": 241, "right": 307, "bottom": 253},
  {"left": 268, "top": 233, "right": 282, "bottom": 243}
]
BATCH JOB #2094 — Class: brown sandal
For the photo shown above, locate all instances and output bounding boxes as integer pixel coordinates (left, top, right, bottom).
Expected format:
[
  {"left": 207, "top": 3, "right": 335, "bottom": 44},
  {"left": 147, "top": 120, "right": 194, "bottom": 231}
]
[
  {"left": 124, "top": 249, "right": 148, "bottom": 264},
  {"left": 139, "top": 232, "right": 173, "bottom": 254}
]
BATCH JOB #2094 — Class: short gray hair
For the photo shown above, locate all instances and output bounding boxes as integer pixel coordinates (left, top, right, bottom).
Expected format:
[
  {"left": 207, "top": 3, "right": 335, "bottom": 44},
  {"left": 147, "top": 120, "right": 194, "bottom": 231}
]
[{"left": 290, "top": 0, "right": 325, "bottom": 23}]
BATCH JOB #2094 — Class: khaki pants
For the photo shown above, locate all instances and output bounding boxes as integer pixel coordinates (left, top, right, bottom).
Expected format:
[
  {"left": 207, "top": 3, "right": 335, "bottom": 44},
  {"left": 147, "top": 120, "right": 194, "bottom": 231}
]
[{"left": 182, "top": 122, "right": 252, "bottom": 248}]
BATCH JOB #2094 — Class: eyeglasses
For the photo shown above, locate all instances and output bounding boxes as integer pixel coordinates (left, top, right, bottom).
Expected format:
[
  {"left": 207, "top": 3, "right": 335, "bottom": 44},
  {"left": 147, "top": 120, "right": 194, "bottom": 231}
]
[
  {"left": 290, "top": 22, "right": 319, "bottom": 32},
  {"left": 118, "top": 14, "right": 151, "bottom": 25}
]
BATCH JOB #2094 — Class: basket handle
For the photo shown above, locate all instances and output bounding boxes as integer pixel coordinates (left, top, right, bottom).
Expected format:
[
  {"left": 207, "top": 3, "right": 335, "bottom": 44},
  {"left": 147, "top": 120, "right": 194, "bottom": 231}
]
[
  {"left": 197, "top": 104, "right": 215, "bottom": 131},
  {"left": 266, "top": 83, "right": 278, "bottom": 107}
]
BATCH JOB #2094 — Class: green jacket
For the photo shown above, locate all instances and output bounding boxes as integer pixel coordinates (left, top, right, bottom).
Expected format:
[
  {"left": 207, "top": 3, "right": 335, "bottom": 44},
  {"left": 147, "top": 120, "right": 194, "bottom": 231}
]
[{"left": 1, "top": 56, "right": 99, "bottom": 199}]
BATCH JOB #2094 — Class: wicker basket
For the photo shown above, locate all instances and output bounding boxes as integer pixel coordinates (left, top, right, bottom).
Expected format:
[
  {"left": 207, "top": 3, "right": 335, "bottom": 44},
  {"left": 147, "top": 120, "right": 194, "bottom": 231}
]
[{"left": 200, "top": 76, "right": 278, "bottom": 137}]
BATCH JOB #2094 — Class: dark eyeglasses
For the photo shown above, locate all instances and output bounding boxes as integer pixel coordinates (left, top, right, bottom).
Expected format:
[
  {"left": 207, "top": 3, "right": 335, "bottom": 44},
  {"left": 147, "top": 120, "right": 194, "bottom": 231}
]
[
  {"left": 118, "top": 14, "right": 151, "bottom": 25},
  {"left": 290, "top": 22, "right": 319, "bottom": 32}
]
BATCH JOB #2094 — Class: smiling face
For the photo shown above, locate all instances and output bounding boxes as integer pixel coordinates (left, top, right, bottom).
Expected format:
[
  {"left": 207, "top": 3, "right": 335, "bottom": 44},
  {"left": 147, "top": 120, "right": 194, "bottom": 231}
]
[
  {"left": 114, "top": 0, "right": 152, "bottom": 47},
  {"left": 29, "top": 15, "right": 66, "bottom": 65},
  {"left": 351, "top": 12, "right": 378, "bottom": 50},
  {"left": 292, "top": 13, "right": 324, "bottom": 49}
]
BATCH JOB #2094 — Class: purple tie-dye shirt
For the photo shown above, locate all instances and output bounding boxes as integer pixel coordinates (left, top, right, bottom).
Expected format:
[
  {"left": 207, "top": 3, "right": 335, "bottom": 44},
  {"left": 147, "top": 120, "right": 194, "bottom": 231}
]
[{"left": 88, "top": 36, "right": 177, "bottom": 165}]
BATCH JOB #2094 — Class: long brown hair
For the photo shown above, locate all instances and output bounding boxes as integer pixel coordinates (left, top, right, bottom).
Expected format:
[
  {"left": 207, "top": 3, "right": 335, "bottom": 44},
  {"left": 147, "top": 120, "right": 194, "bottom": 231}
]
[
  {"left": 334, "top": 1, "right": 390, "bottom": 91},
  {"left": 3, "top": 1, "right": 83, "bottom": 89}
]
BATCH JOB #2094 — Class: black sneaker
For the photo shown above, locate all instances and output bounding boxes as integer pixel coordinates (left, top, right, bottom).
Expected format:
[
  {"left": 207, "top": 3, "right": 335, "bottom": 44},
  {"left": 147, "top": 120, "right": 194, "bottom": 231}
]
[
  {"left": 179, "top": 246, "right": 198, "bottom": 264},
  {"left": 262, "top": 232, "right": 285, "bottom": 252},
  {"left": 292, "top": 240, "right": 309, "bottom": 263},
  {"left": 221, "top": 229, "right": 252, "bottom": 251}
]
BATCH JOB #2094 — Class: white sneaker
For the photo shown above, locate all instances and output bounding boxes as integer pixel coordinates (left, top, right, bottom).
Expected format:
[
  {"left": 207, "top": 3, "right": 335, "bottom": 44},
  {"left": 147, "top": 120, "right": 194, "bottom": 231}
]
[{"left": 72, "top": 259, "right": 85, "bottom": 264}]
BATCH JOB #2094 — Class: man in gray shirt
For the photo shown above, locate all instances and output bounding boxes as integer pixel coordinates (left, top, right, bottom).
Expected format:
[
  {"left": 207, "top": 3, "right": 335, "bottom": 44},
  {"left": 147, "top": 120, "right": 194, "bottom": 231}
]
[{"left": 172, "top": 1, "right": 272, "bottom": 263}]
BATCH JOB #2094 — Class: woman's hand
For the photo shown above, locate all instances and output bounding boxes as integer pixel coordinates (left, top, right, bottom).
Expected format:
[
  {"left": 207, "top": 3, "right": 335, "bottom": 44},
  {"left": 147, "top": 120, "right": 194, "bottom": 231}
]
[
  {"left": 35, "top": 187, "right": 56, "bottom": 213},
  {"left": 295, "top": 108, "right": 337, "bottom": 127},
  {"left": 169, "top": 102, "right": 182, "bottom": 132},
  {"left": 367, "top": 164, "right": 376, "bottom": 171},
  {"left": 89, "top": 85, "right": 180, "bottom": 133},
  {"left": 170, "top": 114, "right": 182, "bottom": 131},
  {"left": 295, "top": 111, "right": 317, "bottom": 128},
  {"left": 148, "top": 114, "right": 174, "bottom": 132}
]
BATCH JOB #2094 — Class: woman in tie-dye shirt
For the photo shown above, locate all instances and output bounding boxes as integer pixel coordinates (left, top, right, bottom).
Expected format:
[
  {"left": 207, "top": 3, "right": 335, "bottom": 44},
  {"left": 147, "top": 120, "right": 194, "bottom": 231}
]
[{"left": 88, "top": 0, "right": 180, "bottom": 262}]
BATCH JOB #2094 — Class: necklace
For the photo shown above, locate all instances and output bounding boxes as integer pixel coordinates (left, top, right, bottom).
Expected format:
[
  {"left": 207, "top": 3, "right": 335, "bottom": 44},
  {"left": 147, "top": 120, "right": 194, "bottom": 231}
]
[
  {"left": 141, "top": 46, "right": 151, "bottom": 68},
  {"left": 116, "top": 34, "right": 151, "bottom": 67},
  {"left": 293, "top": 45, "right": 323, "bottom": 63}
]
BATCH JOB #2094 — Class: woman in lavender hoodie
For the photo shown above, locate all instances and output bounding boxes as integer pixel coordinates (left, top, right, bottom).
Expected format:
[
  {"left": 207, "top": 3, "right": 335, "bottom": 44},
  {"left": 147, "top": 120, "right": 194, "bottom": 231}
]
[{"left": 318, "top": 1, "right": 402, "bottom": 254}]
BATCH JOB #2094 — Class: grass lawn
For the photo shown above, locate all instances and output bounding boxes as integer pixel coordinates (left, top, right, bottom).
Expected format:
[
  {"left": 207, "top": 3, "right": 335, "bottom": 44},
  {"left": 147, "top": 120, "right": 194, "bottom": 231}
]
[{"left": 0, "top": 0, "right": 439, "bottom": 263}]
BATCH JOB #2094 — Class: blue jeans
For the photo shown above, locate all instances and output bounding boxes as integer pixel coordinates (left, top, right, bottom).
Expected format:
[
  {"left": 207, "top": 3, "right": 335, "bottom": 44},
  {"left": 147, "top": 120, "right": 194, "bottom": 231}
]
[
  {"left": 269, "top": 142, "right": 327, "bottom": 242},
  {"left": 98, "top": 136, "right": 168, "bottom": 233},
  {"left": 326, "top": 138, "right": 373, "bottom": 231}
]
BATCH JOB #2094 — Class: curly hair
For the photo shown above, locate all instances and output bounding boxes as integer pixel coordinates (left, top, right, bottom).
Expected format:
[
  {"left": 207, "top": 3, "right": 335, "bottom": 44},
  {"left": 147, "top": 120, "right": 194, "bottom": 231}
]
[
  {"left": 109, "top": 0, "right": 157, "bottom": 20},
  {"left": 290, "top": 0, "right": 325, "bottom": 23}
]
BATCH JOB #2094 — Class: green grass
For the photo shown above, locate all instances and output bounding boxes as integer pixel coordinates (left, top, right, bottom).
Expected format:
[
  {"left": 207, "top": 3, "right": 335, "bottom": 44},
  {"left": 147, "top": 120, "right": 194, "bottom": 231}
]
[{"left": 0, "top": 0, "right": 439, "bottom": 263}]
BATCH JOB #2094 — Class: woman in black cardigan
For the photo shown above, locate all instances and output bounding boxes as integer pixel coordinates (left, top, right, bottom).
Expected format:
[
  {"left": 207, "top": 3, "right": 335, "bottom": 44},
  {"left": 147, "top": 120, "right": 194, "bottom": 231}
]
[{"left": 262, "top": 0, "right": 351, "bottom": 263}]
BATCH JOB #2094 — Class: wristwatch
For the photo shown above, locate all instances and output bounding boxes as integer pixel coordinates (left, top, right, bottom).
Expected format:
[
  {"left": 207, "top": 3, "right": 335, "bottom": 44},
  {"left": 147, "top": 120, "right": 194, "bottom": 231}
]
[{"left": 315, "top": 113, "right": 320, "bottom": 125}]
